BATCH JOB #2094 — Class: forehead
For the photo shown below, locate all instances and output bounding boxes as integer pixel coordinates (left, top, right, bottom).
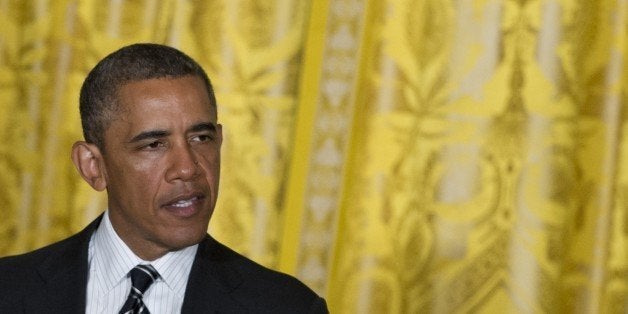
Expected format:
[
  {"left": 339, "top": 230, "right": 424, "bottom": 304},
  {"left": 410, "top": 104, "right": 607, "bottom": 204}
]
[
  {"left": 115, "top": 76, "right": 216, "bottom": 120},
  {"left": 104, "top": 76, "right": 217, "bottom": 140}
]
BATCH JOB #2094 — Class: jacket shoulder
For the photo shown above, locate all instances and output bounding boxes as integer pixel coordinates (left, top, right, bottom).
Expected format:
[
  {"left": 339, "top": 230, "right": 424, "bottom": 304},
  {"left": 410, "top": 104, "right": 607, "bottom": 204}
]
[
  {"left": 0, "top": 216, "right": 98, "bottom": 273},
  {"left": 0, "top": 230, "right": 84, "bottom": 284},
  {"left": 198, "top": 236, "right": 328, "bottom": 313},
  {"left": 0, "top": 217, "right": 99, "bottom": 311}
]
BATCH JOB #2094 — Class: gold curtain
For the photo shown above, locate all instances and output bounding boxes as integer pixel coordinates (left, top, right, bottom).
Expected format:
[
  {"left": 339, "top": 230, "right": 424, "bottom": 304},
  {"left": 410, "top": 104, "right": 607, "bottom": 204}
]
[{"left": 0, "top": 0, "right": 626, "bottom": 313}]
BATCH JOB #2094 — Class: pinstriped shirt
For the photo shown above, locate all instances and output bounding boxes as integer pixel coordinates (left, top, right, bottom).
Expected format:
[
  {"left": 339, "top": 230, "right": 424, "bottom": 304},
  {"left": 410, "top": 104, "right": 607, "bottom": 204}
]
[{"left": 85, "top": 211, "right": 197, "bottom": 314}]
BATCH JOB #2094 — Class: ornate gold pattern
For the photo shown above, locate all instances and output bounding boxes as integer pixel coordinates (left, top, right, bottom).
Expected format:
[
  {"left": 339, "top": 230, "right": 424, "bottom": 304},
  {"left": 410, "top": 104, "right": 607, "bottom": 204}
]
[
  {"left": 0, "top": 0, "right": 626, "bottom": 313},
  {"left": 293, "top": 0, "right": 367, "bottom": 295},
  {"left": 326, "top": 0, "right": 628, "bottom": 312}
]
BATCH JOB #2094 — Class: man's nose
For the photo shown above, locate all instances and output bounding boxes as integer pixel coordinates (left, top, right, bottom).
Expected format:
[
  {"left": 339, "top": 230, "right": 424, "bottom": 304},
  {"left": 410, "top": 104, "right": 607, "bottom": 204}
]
[{"left": 165, "top": 143, "right": 200, "bottom": 182}]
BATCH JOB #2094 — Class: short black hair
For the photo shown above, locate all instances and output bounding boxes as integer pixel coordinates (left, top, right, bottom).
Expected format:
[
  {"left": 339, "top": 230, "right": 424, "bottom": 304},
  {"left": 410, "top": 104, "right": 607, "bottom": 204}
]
[{"left": 79, "top": 43, "right": 216, "bottom": 149}]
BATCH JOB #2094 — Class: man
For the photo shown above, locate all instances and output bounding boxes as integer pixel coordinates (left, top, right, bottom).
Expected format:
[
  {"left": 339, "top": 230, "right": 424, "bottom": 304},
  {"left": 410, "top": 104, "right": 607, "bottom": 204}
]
[{"left": 0, "top": 43, "right": 328, "bottom": 313}]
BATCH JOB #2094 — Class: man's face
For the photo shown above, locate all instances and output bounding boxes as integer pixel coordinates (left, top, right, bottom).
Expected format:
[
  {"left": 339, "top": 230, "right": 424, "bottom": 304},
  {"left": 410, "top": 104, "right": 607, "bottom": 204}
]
[{"left": 100, "top": 75, "right": 222, "bottom": 260}]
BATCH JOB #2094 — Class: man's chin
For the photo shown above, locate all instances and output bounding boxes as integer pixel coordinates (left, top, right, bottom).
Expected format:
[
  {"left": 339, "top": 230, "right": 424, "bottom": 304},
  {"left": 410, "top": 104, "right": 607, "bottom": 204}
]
[{"left": 163, "top": 230, "right": 207, "bottom": 251}]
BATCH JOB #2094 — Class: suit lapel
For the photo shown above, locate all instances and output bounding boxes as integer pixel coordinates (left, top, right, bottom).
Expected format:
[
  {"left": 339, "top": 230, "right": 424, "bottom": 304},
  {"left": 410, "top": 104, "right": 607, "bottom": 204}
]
[
  {"left": 27, "top": 217, "right": 102, "bottom": 313},
  {"left": 23, "top": 221, "right": 245, "bottom": 312},
  {"left": 181, "top": 235, "right": 246, "bottom": 313}
]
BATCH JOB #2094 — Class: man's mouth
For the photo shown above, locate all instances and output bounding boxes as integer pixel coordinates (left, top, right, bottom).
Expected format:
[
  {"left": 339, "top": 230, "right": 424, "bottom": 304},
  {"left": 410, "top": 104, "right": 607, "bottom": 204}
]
[
  {"left": 170, "top": 197, "right": 200, "bottom": 208},
  {"left": 162, "top": 193, "right": 205, "bottom": 217}
]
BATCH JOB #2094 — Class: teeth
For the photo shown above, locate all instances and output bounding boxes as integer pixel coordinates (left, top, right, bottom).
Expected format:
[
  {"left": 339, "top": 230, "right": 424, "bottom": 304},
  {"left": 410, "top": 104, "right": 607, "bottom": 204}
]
[{"left": 171, "top": 197, "right": 197, "bottom": 208}]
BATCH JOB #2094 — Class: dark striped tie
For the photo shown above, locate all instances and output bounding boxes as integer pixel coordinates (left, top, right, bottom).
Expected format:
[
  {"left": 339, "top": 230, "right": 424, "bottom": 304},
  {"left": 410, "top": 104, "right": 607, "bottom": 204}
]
[{"left": 119, "top": 264, "right": 160, "bottom": 314}]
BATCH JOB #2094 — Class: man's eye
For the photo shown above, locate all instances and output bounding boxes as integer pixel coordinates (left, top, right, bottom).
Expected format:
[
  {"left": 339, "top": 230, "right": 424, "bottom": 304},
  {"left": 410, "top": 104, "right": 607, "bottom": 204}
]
[
  {"left": 192, "top": 134, "right": 211, "bottom": 142},
  {"left": 145, "top": 141, "right": 164, "bottom": 149}
]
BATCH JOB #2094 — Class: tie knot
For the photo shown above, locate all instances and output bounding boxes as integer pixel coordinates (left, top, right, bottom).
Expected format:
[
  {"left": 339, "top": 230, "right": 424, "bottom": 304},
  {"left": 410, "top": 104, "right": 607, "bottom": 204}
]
[{"left": 129, "top": 264, "right": 160, "bottom": 294}]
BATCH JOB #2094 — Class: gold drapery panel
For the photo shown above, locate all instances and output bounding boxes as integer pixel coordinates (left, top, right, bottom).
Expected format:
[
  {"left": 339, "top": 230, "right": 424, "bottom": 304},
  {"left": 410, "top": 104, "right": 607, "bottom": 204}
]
[{"left": 0, "top": 0, "right": 626, "bottom": 313}]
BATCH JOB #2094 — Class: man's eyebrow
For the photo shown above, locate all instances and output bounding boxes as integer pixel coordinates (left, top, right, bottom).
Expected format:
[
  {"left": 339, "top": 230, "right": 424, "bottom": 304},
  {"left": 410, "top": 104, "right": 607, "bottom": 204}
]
[
  {"left": 128, "top": 130, "right": 170, "bottom": 143},
  {"left": 189, "top": 122, "right": 218, "bottom": 133},
  {"left": 127, "top": 123, "right": 217, "bottom": 143}
]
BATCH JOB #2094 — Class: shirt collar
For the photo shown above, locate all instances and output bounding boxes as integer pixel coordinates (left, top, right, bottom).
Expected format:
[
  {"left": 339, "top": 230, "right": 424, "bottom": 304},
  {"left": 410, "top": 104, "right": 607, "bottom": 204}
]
[{"left": 91, "top": 210, "right": 198, "bottom": 297}]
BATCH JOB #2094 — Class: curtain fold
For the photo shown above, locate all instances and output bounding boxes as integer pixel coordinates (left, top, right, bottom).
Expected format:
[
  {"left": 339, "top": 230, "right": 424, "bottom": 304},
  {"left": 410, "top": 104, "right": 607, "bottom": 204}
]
[{"left": 0, "top": 0, "right": 626, "bottom": 312}]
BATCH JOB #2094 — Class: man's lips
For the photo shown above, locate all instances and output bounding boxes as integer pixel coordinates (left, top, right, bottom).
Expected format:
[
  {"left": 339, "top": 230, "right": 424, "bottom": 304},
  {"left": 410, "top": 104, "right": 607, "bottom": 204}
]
[
  {"left": 161, "top": 192, "right": 206, "bottom": 217},
  {"left": 170, "top": 198, "right": 198, "bottom": 208}
]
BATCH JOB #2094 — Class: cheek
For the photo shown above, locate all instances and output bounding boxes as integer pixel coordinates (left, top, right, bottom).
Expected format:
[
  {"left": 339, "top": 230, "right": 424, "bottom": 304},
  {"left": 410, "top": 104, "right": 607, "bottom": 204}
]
[
  {"left": 129, "top": 154, "right": 159, "bottom": 172},
  {"left": 203, "top": 156, "right": 221, "bottom": 181},
  {"left": 126, "top": 152, "right": 169, "bottom": 175},
  {"left": 131, "top": 160, "right": 165, "bottom": 192},
  {"left": 194, "top": 146, "right": 220, "bottom": 170},
  {"left": 109, "top": 157, "right": 163, "bottom": 194}
]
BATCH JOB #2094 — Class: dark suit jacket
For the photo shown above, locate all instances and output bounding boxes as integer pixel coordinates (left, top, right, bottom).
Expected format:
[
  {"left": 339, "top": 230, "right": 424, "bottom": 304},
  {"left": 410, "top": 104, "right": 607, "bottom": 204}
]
[{"left": 0, "top": 216, "right": 328, "bottom": 313}]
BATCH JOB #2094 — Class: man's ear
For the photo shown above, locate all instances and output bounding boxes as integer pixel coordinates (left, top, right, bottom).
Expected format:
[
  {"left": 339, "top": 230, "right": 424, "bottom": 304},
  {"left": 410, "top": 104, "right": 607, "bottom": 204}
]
[{"left": 71, "top": 141, "right": 107, "bottom": 191}]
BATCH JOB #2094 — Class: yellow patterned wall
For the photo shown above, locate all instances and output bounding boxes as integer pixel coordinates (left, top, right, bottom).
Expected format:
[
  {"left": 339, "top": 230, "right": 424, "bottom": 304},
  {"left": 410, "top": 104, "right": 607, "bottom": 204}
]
[{"left": 1, "top": 0, "right": 627, "bottom": 313}]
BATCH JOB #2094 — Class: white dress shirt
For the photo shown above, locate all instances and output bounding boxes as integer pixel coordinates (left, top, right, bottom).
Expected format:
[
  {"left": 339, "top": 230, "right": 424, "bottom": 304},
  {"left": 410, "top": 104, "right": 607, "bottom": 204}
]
[{"left": 85, "top": 211, "right": 198, "bottom": 314}]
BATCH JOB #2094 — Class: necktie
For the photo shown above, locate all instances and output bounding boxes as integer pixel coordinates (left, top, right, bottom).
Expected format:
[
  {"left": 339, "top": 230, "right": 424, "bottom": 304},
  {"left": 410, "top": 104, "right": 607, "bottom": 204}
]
[{"left": 119, "top": 264, "right": 160, "bottom": 314}]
